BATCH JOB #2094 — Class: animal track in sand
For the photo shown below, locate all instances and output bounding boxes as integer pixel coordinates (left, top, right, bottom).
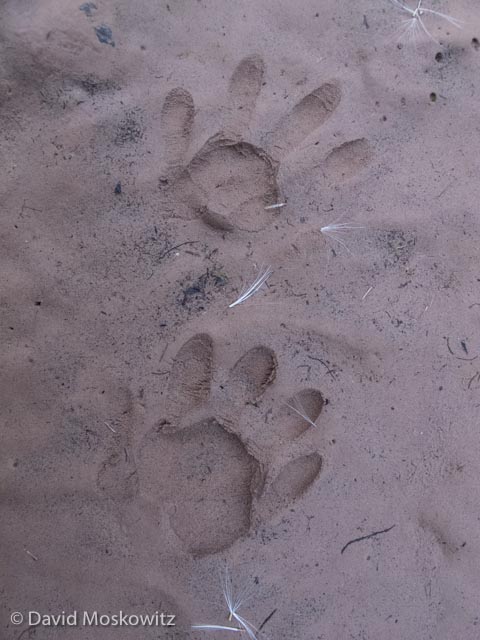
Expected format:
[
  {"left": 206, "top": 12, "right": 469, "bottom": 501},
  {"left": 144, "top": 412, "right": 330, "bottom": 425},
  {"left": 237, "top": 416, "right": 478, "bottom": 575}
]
[
  {"left": 78, "top": 371, "right": 140, "bottom": 504},
  {"left": 141, "top": 418, "right": 259, "bottom": 556},
  {"left": 322, "top": 137, "right": 373, "bottom": 183},
  {"left": 137, "top": 334, "right": 325, "bottom": 556},
  {"left": 166, "top": 333, "right": 213, "bottom": 413},
  {"left": 158, "top": 54, "right": 372, "bottom": 233}
]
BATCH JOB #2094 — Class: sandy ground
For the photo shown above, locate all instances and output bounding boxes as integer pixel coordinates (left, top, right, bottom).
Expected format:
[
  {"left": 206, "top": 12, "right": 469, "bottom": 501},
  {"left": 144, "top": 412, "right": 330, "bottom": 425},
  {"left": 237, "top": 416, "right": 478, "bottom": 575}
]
[{"left": 2, "top": 0, "right": 480, "bottom": 638}]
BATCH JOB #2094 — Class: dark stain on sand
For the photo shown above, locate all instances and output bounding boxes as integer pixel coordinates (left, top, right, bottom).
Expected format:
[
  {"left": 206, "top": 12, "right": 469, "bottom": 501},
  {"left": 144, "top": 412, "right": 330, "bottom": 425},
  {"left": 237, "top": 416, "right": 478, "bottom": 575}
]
[{"left": 95, "top": 25, "right": 115, "bottom": 47}]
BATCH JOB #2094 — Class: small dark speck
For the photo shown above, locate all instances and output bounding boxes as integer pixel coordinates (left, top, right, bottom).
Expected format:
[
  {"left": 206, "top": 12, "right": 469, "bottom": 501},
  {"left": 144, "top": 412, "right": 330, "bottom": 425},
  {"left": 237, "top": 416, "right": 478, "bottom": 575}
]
[
  {"left": 114, "top": 181, "right": 122, "bottom": 195},
  {"left": 382, "top": 115, "right": 387, "bottom": 121},
  {"left": 429, "top": 92, "right": 437, "bottom": 102},
  {"left": 435, "top": 51, "right": 443, "bottom": 62},
  {"left": 472, "top": 37, "right": 479, "bottom": 50},
  {"left": 34, "top": 301, "right": 42, "bottom": 306},
  {"left": 95, "top": 25, "right": 115, "bottom": 47},
  {"left": 315, "top": 12, "right": 319, "bottom": 17}
]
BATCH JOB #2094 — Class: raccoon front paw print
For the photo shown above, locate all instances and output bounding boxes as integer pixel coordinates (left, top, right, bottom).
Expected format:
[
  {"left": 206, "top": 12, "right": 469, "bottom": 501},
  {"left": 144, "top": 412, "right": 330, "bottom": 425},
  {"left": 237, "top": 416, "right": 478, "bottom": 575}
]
[
  {"left": 158, "top": 54, "right": 344, "bottom": 233},
  {"left": 138, "top": 333, "right": 325, "bottom": 556}
]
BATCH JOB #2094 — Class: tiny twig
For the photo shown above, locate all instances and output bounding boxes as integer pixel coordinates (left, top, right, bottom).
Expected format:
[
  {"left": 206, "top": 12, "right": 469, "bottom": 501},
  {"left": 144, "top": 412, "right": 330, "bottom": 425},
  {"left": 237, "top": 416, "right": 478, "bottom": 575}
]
[
  {"left": 435, "top": 181, "right": 455, "bottom": 199},
  {"left": 16, "top": 627, "right": 36, "bottom": 640},
  {"left": 21, "top": 199, "right": 43, "bottom": 214},
  {"left": 467, "top": 372, "right": 480, "bottom": 390},
  {"left": 307, "top": 355, "right": 337, "bottom": 380},
  {"left": 445, "top": 337, "right": 478, "bottom": 361},
  {"left": 159, "top": 342, "right": 169, "bottom": 364},
  {"left": 264, "top": 203, "right": 286, "bottom": 210},
  {"left": 24, "top": 548, "right": 38, "bottom": 561},
  {"left": 258, "top": 609, "right": 277, "bottom": 631},
  {"left": 341, "top": 524, "right": 395, "bottom": 555},
  {"left": 159, "top": 241, "right": 198, "bottom": 260},
  {"left": 445, "top": 337, "right": 454, "bottom": 355},
  {"left": 362, "top": 286, "right": 373, "bottom": 300},
  {"left": 103, "top": 421, "right": 117, "bottom": 433}
]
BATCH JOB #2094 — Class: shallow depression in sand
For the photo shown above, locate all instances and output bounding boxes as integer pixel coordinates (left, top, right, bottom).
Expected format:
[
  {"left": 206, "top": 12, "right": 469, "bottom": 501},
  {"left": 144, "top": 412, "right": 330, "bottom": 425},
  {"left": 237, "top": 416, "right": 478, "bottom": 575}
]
[{"left": 139, "top": 418, "right": 260, "bottom": 555}]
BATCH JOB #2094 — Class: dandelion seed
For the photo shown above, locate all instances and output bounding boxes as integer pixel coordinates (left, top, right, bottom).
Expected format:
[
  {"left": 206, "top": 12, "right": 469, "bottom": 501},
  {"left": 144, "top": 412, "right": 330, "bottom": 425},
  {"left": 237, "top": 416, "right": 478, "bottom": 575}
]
[
  {"left": 321, "top": 221, "right": 364, "bottom": 256},
  {"left": 193, "top": 567, "right": 261, "bottom": 639},
  {"left": 362, "top": 286, "right": 373, "bottom": 300},
  {"left": 229, "top": 266, "right": 273, "bottom": 308},
  {"left": 103, "top": 420, "right": 117, "bottom": 433},
  {"left": 264, "top": 202, "right": 286, "bottom": 210},
  {"left": 389, "top": 0, "right": 463, "bottom": 46},
  {"left": 222, "top": 567, "right": 260, "bottom": 640},
  {"left": 285, "top": 397, "right": 318, "bottom": 429},
  {"left": 24, "top": 548, "right": 38, "bottom": 561},
  {"left": 192, "top": 624, "right": 243, "bottom": 633}
]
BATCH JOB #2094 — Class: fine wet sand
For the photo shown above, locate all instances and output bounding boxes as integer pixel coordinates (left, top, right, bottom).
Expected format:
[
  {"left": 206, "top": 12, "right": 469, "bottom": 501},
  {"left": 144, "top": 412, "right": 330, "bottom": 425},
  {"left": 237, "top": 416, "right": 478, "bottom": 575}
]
[{"left": 2, "top": 1, "right": 480, "bottom": 638}]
